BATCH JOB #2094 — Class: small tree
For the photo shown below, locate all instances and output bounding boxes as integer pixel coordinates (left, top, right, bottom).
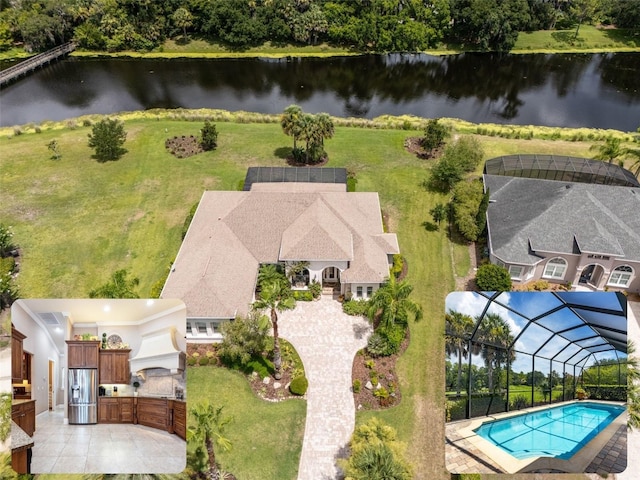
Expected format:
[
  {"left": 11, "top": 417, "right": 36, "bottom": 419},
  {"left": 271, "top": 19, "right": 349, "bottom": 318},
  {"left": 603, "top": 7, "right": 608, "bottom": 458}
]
[
  {"left": 89, "top": 269, "right": 140, "bottom": 298},
  {"left": 87, "top": 118, "right": 127, "bottom": 162},
  {"left": 475, "top": 263, "right": 512, "bottom": 292},
  {"left": 47, "top": 140, "right": 61, "bottom": 160},
  {"left": 430, "top": 203, "right": 448, "bottom": 226},
  {"left": 421, "top": 118, "right": 450, "bottom": 154},
  {"left": 200, "top": 120, "right": 218, "bottom": 151},
  {"left": 188, "top": 401, "right": 232, "bottom": 477}
]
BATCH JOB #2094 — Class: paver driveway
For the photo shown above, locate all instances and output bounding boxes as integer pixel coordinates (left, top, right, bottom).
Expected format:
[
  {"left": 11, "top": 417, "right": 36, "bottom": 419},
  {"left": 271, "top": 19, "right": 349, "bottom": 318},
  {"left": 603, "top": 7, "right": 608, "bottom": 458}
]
[{"left": 278, "top": 296, "right": 372, "bottom": 480}]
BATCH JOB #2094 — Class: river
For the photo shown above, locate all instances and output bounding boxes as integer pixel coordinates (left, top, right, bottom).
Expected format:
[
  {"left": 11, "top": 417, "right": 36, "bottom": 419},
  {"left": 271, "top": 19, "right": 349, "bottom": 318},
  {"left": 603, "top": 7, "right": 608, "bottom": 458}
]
[{"left": 1, "top": 53, "right": 638, "bottom": 130}]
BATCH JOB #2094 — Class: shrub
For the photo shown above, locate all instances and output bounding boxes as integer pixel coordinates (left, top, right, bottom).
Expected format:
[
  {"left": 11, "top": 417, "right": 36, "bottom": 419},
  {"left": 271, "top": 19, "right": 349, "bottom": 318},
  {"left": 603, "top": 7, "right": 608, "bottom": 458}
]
[
  {"left": 198, "top": 356, "right": 209, "bottom": 366},
  {"left": 366, "top": 332, "right": 399, "bottom": 357},
  {"left": 531, "top": 280, "right": 550, "bottom": 291},
  {"left": 200, "top": 120, "right": 218, "bottom": 151},
  {"left": 182, "top": 202, "right": 199, "bottom": 239},
  {"left": 510, "top": 394, "right": 529, "bottom": 410},
  {"left": 0, "top": 224, "right": 15, "bottom": 256},
  {"left": 420, "top": 118, "right": 450, "bottom": 153},
  {"left": 365, "top": 359, "right": 375, "bottom": 369},
  {"left": 475, "top": 263, "right": 512, "bottom": 292},
  {"left": 290, "top": 375, "right": 308, "bottom": 396},
  {"left": 187, "top": 356, "right": 197, "bottom": 366},
  {"left": 352, "top": 379, "right": 361, "bottom": 393},
  {"left": 293, "top": 290, "right": 313, "bottom": 301},
  {"left": 244, "top": 356, "right": 274, "bottom": 378},
  {"left": 342, "top": 299, "right": 370, "bottom": 316},
  {"left": 390, "top": 254, "right": 404, "bottom": 278},
  {"left": 0, "top": 257, "right": 16, "bottom": 276},
  {"left": 88, "top": 118, "right": 127, "bottom": 162},
  {"left": 308, "top": 280, "right": 322, "bottom": 299}
]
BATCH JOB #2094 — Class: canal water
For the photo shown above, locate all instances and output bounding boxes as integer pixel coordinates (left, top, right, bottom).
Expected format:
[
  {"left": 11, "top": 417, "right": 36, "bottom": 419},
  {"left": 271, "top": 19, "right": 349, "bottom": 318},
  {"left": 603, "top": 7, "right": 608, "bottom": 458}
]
[{"left": 1, "top": 53, "right": 638, "bottom": 130}]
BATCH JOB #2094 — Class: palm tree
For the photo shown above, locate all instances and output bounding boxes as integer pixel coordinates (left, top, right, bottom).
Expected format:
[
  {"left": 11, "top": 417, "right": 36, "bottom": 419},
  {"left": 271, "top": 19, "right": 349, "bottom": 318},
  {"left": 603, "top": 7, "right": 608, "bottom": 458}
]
[
  {"left": 445, "top": 310, "right": 475, "bottom": 396},
  {"left": 253, "top": 277, "right": 295, "bottom": 379},
  {"left": 188, "top": 401, "right": 232, "bottom": 478},
  {"left": 367, "top": 276, "right": 423, "bottom": 332},
  {"left": 627, "top": 341, "right": 640, "bottom": 430},
  {"left": 590, "top": 137, "right": 623, "bottom": 163},
  {"left": 280, "top": 104, "right": 304, "bottom": 150},
  {"left": 314, "top": 112, "right": 335, "bottom": 148},
  {"left": 476, "top": 313, "right": 514, "bottom": 392}
]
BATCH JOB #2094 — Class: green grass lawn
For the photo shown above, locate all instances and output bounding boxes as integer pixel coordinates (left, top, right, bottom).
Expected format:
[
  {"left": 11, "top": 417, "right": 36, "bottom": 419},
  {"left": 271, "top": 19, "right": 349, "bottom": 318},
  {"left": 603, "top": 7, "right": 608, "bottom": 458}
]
[
  {"left": 513, "top": 25, "right": 640, "bottom": 53},
  {"left": 187, "top": 366, "right": 306, "bottom": 479},
  {"left": 0, "top": 115, "right": 625, "bottom": 479}
]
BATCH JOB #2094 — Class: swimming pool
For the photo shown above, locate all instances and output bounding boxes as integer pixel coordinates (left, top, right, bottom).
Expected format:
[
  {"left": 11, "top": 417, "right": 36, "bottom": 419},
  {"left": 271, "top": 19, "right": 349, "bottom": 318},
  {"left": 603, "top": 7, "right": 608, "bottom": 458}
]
[{"left": 473, "top": 402, "right": 625, "bottom": 460}]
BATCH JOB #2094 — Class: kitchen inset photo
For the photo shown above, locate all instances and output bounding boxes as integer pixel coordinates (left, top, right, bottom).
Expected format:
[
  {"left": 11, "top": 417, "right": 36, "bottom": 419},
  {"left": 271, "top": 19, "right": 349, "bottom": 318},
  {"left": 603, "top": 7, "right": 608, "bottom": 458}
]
[{"left": 10, "top": 298, "right": 187, "bottom": 474}]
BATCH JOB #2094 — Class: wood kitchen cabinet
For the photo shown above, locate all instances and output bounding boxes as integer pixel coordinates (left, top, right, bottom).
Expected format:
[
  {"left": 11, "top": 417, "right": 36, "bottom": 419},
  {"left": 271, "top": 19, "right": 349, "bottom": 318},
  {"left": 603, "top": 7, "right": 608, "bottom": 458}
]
[
  {"left": 11, "top": 325, "right": 26, "bottom": 383},
  {"left": 99, "top": 350, "right": 131, "bottom": 384},
  {"left": 136, "top": 398, "right": 169, "bottom": 431},
  {"left": 98, "top": 397, "right": 134, "bottom": 423},
  {"left": 12, "top": 400, "right": 36, "bottom": 436},
  {"left": 172, "top": 401, "right": 186, "bottom": 440},
  {"left": 66, "top": 341, "right": 100, "bottom": 368}
]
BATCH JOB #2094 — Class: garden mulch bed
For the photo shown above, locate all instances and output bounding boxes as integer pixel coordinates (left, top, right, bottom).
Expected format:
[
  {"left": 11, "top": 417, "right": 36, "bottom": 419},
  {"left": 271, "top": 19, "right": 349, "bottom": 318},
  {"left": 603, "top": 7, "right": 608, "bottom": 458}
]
[
  {"left": 404, "top": 137, "right": 442, "bottom": 159},
  {"left": 286, "top": 155, "right": 329, "bottom": 167},
  {"left": 186, "top": 343, "right": 302, "bottom": 402},
  {"left": 165, "top": 135, "right": 203, "bottom": 158},
  {"left": 351, "top": 332, "right": 409, "bottom": 411}
]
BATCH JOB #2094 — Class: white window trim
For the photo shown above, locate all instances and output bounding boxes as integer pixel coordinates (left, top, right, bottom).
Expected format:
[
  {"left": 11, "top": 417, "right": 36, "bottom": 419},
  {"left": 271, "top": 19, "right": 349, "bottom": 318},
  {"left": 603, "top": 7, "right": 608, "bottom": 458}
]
[
  {"left": 607, "top": 266, "right": 634, "bottom": 288},
  {"left": 508, "top": 264, "right": 526, "bottom": 280},
  {"left": 542, "top": 257, "right": 568, "bottom": 280}
]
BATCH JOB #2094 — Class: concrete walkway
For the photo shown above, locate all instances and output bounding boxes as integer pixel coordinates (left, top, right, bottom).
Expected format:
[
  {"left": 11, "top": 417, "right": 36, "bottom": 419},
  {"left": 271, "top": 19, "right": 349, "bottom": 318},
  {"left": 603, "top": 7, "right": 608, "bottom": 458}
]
[{"left": 279, "top": 296, "right": 372, "bottom": 480}]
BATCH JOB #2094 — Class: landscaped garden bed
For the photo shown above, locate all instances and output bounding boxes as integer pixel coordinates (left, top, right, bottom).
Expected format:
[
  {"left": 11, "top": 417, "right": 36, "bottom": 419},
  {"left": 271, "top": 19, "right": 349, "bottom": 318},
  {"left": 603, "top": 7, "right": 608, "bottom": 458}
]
[{"left": 165, "top": 135, "right": 203, "bottom": 158}]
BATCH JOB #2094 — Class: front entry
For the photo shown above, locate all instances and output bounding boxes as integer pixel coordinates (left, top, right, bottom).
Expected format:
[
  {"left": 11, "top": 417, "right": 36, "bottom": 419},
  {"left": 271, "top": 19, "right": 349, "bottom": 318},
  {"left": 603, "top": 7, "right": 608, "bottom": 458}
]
[
  {"left": 321, "top": 267, "right": 341, "bottom": 287},
  {"left": 579, "top": 264, "right": 605, "bottom": 289}
]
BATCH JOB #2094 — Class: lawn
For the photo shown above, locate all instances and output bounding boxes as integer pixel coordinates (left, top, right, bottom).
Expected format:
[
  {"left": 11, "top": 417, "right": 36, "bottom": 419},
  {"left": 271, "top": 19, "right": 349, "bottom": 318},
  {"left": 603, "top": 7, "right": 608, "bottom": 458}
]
[
  {"left": 0, "top": 114, "right": 624, "bottom": 479},
  {"left": 513, "top": 25, "right": 640, "bottom": 53},
  {"left": 187, "top": 366, "right": 306, "bottom": 479}
]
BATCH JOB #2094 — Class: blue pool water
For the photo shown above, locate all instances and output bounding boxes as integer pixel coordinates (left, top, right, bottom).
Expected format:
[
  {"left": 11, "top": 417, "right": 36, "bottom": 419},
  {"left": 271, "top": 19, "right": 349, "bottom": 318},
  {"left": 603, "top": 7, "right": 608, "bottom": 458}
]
[{"left": 473, "top": 402, "right": 625, "bottom": 460}]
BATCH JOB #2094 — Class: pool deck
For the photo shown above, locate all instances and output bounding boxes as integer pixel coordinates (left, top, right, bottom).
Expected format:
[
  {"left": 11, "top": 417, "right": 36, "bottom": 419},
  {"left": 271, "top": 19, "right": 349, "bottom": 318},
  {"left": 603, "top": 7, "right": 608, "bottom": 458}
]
[{"left": 445, "top": 400, "right": 627, "bottom": 474}]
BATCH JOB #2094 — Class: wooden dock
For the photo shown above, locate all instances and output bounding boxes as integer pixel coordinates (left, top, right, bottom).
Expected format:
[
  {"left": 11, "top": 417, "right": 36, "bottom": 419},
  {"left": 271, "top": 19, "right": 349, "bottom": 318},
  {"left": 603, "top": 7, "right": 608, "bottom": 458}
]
[{"left": 0, "top": 42, "right": 76, "bottom": 88}]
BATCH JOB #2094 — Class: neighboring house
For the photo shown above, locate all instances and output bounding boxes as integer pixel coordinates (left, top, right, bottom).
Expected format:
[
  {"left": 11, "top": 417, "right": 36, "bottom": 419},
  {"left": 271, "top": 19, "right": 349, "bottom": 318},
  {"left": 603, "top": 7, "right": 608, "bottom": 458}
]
[
  {"left": 484, "top": 174, "right": 640, "bottom": 293},
  {"left": 162, "top": 167, "right": 399, "bottom": 342}
]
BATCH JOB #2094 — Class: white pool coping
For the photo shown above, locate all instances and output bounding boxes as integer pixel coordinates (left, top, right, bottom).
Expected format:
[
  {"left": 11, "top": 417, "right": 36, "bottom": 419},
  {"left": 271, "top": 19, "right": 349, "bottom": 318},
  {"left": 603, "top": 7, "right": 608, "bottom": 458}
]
[{"left": 455, "top": 400, "right": 627, "bottom": 474}]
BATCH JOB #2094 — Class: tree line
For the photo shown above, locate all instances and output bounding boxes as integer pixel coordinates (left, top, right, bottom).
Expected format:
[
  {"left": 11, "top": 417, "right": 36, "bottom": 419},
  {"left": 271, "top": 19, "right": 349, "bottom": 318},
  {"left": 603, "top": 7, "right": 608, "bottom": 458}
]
[{"left": 0, "top": 0, "right": 638, "bottom": 54}]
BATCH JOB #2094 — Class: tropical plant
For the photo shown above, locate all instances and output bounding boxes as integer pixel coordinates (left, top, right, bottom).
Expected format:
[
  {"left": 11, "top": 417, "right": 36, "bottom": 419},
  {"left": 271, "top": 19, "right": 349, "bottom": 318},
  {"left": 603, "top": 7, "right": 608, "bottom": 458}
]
[
  {"left": 0, "top": 224, "right": 15, "bottom": 257},
  {"left": 280, "top": 104, "right": 304, "bottom": 150},
  {"left": 253, "top": 275, "right": 295, "bottom": 379},
  {"left": 475, "top": 263, "right": 512, "bottom": 292},
  {"left": 367, "top": 276, "right": 423, "bottom": 334},
  {"left": 627, "top": 340, "right": 640, "bottom": 430},
  {"left": 88, "top": 269, "right": 140, "bottom": 298},
  {"left": 475, "top": 313, "right": 515, "bottom": 392},
  {"left": 340, "top": 418, "right": 412, "bottom": 480},
  {"left": 87, "top": 118, "right": 127, "bottom": 162},
  {"left": 590, "top": 137, "right": 623, "bottom": 163},
  {"left": 172, "top": 7, "right": 193, "bottom": 40},
  {"left": 445, "top": 310, "right": 475, "bottom": 396},
  {"left": 218, "top": 311, "right": 270, "bottom": 366},
  {"left": 188, "top": 401, "right": 233, "bottom": 477}
]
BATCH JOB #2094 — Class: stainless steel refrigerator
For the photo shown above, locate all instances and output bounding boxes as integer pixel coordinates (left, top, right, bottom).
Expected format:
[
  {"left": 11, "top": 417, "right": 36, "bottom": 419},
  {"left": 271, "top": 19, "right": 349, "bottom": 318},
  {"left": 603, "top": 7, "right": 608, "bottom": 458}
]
[{"left": 68, "top": 368, "right": 97, "bottom": 424}]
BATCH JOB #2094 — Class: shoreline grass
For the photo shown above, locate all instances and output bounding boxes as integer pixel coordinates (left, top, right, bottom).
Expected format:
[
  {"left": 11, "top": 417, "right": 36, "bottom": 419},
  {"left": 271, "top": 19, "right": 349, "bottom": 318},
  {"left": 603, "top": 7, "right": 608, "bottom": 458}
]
[{"left": 1, "top": 115, "right": 637, "bottom": 479}]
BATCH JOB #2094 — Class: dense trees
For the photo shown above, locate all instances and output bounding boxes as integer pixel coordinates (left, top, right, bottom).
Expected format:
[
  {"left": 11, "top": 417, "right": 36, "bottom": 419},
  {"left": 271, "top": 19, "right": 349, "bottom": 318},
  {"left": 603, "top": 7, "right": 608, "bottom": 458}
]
[
  {"left": 280, "top": 105, "right": 334, "bottom": 164},
  {"left": 1, "top": 0, "right": 636, "bottom": 53}
]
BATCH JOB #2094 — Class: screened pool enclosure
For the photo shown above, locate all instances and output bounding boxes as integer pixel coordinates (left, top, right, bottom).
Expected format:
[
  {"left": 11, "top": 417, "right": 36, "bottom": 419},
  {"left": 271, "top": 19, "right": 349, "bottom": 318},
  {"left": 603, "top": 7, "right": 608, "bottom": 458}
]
[{"left": 445, "top": 291, "right": 628, "bottom": 421}]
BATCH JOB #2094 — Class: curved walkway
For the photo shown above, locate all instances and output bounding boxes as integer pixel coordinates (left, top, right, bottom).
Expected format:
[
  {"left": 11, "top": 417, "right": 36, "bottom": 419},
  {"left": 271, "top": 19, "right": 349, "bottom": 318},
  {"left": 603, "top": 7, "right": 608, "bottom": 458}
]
[{"left": 279, "top": 296, "right": 372, "bottom": 480}]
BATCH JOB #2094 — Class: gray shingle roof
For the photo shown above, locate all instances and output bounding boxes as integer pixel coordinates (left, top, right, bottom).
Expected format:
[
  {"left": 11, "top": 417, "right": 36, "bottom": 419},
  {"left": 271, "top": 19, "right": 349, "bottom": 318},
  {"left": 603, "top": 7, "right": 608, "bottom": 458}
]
[
  {"left": 485, "top": 175, "right": 640, "bottom": 265},
  {"left": 162, "top": 185, "right": 397, "bottom": 318}
]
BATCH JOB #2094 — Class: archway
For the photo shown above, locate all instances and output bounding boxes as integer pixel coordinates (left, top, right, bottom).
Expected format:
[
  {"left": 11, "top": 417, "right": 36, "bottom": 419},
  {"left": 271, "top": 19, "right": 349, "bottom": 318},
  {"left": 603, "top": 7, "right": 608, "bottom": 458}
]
[{"left": 579, "top": 264, "right": 605, "bottom": 289}]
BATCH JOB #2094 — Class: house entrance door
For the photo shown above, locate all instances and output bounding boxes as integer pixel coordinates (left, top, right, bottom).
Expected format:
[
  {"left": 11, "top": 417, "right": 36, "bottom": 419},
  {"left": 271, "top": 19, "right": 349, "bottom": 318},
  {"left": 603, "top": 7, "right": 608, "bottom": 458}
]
[
  {"left": 322, "top": 267, "right": 339, "bottom": 285},
  {"left": 579, "top": 264, "right": 604, "bottom": 289}
]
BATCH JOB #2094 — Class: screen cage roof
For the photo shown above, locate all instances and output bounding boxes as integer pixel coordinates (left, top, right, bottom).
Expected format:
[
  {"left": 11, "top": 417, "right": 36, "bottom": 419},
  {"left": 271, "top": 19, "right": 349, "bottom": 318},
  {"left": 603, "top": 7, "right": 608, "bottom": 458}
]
[
  {"left": 446, "top": 291, "right": 628, "bottom": 368},
  {"left": 484, "top": 155, "right": 640, "bottom": 187},
  {"left": 243, "top": 167, "right": 347, "bottom": 191}
]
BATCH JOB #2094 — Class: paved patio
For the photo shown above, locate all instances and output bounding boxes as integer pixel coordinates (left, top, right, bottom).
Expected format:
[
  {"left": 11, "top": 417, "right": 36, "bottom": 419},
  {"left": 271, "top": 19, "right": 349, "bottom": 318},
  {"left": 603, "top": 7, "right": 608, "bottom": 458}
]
[{"left": 278, "top": 295, "right": 372, "bottom": 480}]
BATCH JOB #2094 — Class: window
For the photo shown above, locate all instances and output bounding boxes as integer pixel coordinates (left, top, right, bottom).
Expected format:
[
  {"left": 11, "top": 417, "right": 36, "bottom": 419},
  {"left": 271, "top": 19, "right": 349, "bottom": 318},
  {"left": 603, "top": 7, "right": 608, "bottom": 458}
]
[
  {"left": 508, "top": 265, "right": 525, "bottom": 280},
  {"left": 196, "top": 322, "right": 208, "bottom": 335},
  {"left": 366, "top": 286, "right": 373, "bottom": 298},
  {"left": 608, "top": 265, "right": 633, "bottom": 287},
  {"left": 356, "top": 286, "right": 363, "bottom": 298},
  {"left": 543, "top": 257, "right": 568, "bottom": 279}
]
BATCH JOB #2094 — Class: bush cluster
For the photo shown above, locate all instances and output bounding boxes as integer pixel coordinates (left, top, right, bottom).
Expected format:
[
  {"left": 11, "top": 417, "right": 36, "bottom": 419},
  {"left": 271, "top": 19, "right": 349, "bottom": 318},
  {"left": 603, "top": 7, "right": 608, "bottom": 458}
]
[
  {"left": 342, "top": 299, "right": 369, "bottom": 316},
  {"left": 367, "top": 325, "right": 406, "bottom": 357},
  {"left": 293, "top": 290, "right": 314, "bottom": 301}
]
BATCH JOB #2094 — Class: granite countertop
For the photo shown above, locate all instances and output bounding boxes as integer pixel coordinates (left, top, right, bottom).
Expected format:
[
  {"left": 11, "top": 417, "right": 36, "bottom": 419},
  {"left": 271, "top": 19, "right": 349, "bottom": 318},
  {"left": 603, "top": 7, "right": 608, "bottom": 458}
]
[
  {"left": 11, "top": 421, "right": 34, "bottom": 451},
  {"left": 12, "top": 398, "right": 36, "bottom": 405}
]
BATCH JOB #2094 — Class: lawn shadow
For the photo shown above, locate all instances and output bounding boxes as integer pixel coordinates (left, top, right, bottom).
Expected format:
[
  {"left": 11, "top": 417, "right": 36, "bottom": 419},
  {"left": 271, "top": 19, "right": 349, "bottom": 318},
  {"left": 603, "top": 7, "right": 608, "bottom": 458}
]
[
  {"left": 175, "top": 36, "right": 191, "bottom": 46},
  {"left": 422, "top": 221, "right": 438, "bottom": 232},
  {"left": 551, "top": 31, "right": 576, "bottom": 45},
  {"left": 602, "top": 29, "right": 640, "bottom": 47},
  {"left": 274, "top": 146, "right": 292, "bottom": 159}
]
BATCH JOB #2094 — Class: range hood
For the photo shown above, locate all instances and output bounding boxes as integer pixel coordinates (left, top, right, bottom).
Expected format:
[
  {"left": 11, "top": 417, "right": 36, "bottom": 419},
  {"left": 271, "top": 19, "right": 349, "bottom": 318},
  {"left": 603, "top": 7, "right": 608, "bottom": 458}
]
[{"left": 129, "top": 326, "right": 186, "bottom": 375}]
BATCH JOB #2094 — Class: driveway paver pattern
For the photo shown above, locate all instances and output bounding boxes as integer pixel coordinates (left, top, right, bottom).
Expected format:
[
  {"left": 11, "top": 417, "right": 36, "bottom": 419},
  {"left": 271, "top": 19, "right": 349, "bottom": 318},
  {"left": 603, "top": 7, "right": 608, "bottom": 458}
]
[{"left": 278, "top": 296, "right": 372, "bottom": 480}]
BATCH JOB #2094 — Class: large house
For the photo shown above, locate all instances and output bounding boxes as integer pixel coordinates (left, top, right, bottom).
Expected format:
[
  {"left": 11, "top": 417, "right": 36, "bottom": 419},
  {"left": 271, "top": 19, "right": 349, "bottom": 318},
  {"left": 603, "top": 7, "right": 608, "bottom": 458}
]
[
  {"left": 484, "top": 173, "right": 640, "bottom": 293},
  {"left": 161, "top": 167, "right": 399, "bottom": 342}
]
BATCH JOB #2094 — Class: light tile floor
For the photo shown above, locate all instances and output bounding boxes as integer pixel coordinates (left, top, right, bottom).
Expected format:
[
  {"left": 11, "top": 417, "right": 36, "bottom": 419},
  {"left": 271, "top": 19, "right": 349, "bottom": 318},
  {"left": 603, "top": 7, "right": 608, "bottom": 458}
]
[{"left": 30, "top": 406, "right": 186, "bottom": 474}]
